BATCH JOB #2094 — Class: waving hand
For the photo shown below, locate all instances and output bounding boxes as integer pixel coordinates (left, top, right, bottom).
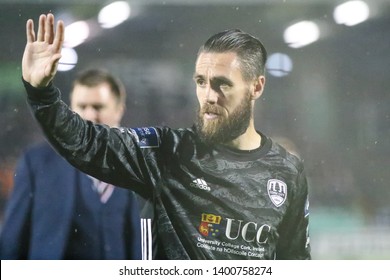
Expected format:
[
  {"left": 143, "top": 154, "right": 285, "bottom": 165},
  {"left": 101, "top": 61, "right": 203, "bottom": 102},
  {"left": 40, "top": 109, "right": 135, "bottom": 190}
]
[{"left": 22, "top": 13, "right": 64, "bottom": 88}]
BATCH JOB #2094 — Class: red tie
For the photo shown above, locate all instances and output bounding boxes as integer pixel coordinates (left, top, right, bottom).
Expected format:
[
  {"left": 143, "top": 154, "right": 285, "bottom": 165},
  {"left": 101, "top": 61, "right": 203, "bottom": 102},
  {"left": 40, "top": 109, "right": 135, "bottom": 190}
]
[{"left": 89, "top": 177, "right": 114, "bottom": 203}]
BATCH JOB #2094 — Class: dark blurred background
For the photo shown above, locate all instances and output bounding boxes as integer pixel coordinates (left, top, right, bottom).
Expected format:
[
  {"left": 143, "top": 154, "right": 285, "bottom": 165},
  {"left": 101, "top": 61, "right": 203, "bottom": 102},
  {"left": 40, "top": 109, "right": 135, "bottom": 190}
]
[{"left": 0, "top": 0, "right": 389, "bottom": 259}]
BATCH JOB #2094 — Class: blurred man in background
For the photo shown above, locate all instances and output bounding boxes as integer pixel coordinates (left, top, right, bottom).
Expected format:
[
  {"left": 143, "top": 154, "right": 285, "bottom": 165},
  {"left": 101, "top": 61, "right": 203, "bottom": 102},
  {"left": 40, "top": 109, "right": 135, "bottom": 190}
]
[{"left": 0, "top": 69, "right": 143, "bottom": 259}]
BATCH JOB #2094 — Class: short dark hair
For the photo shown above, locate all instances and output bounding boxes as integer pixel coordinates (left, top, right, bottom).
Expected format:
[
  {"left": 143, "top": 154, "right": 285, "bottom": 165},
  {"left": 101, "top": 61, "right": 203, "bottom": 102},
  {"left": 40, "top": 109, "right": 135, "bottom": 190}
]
[
  {"left": 71, "top": 68, "right": 126, "bottom": 104},
  {"left": 198, "top": 29, "right": 267, "bottom": 81}
]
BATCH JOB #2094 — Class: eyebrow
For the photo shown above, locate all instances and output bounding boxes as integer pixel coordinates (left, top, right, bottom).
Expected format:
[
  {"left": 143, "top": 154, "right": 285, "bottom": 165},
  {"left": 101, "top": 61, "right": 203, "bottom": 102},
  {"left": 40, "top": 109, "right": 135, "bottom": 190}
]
[
  {"left": 193, "top": 74, "right": 234, "bottom": 86},
  {"left": 193, "top": 73, "right": 203, "bottom": 80}
]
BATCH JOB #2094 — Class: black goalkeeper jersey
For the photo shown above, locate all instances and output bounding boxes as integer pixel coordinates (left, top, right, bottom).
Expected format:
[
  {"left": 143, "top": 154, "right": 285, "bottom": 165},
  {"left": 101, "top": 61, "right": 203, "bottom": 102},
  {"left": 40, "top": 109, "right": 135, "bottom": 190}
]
[{"left": 26, "top": 81, "right": 311, "bottom": 260}]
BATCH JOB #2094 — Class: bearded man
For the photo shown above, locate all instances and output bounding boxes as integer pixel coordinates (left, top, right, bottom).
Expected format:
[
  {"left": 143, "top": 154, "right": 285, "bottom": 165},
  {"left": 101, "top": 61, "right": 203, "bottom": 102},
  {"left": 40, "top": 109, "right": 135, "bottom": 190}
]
[{"left": 20, "top": 13, "right": 311, "bottom": 260}]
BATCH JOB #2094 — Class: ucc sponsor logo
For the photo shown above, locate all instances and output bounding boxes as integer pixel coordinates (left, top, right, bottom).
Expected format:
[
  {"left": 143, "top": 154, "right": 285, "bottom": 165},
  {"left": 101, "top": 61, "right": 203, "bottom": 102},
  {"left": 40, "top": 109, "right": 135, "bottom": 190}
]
[
  {"left": 199, "top": 213, "right": 271, "bottom": 245},
  {"left": 225, "top": 218, "right": 270, "bottom": 244}
]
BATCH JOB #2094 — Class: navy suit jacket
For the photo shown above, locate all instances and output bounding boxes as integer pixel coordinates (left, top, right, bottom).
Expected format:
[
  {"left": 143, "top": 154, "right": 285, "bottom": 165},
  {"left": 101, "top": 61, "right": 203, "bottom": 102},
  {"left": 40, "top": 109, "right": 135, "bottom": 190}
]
[{"left": 0, "top": 142, "right": 142, "bottom": 259}]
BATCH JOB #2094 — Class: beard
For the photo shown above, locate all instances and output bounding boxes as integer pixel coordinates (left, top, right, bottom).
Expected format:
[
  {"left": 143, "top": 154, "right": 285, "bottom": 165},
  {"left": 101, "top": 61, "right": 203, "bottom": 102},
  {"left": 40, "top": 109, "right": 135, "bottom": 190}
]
[{"left": 195, "top": 90, "right": 252, "bottom": 145}]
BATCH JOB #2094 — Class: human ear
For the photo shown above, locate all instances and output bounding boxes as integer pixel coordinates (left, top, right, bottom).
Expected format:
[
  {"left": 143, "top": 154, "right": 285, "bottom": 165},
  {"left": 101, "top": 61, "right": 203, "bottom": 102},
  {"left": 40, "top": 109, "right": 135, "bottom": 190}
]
[{"left": 251, "top": 75, "right": 265, "bottom": 100}]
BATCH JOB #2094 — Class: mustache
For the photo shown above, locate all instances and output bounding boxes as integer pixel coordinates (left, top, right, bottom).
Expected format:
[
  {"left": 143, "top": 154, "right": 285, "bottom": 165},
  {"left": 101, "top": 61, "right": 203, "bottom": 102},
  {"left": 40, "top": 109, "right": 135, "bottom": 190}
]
[{"left": 200, "top": 103, "right": 225, "bottom": 115}]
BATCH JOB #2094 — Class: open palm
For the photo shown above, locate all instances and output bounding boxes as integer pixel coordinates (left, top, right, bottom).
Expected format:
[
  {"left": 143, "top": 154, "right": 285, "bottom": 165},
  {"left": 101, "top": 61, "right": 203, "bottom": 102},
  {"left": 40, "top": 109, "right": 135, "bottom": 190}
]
[{"left": 22, "top": 13, "right": 64, "bottom": 88}]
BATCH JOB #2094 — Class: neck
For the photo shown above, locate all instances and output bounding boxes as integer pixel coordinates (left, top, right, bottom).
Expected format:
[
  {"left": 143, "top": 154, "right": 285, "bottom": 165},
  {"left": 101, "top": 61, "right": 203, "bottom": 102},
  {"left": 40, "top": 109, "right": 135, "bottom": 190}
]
[{"left": 225, "top": 120, "right": 261, "bottom": 150}]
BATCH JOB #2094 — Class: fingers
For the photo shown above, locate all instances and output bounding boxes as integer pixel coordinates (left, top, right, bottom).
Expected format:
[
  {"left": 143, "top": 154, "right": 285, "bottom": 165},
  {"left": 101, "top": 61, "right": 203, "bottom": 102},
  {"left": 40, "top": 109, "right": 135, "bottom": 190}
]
[
  {"left": 36, "top": 13, "right": 57, "bottom": 43},
  {"left": 26, "top": 13, "right": 63, "bottom": 50},
  {"left": 45, "top": 13, "right": 55, "bottom": 43},
  {"left": 37, "top": 14, "right": 46, "bottom": 42},
  {"left": 26, "top": 19, "right": 35, "bottom": 43},
  {"left": 53, "top": 20, "right": 65, "bottom": 53}
]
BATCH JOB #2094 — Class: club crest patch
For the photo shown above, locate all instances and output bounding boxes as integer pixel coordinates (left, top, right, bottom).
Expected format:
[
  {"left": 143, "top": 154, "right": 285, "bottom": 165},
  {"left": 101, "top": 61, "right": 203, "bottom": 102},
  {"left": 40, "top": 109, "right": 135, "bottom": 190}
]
[
  {"left": 128, "top": 127, "right": 159, "bottom": 148},
  {"left": 267, "top": 179, "right": 287, "bottom": 207},
  {"left": 198, "top": 213, "right": 222, "bottom": 237}
]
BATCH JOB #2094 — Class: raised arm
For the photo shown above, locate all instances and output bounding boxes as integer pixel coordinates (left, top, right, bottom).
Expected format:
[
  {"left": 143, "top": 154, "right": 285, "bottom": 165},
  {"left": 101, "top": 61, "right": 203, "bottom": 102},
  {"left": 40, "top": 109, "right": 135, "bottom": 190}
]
[
  {"left": 21, "top": 14, "right": 153, "bottom": 193},
  {"left": 22, "top": 13, "right": 64, "bottom": 88}
]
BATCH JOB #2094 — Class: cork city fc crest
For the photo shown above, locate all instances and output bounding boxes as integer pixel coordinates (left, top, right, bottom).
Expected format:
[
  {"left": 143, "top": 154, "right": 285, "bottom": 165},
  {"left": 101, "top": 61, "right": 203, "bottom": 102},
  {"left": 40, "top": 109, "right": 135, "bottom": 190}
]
[
  {"left": 267, "top": 179, "right": 287, "bottom": 207},
  {"left": 198, "top": 213, "right": 222, "bottom": 237}
]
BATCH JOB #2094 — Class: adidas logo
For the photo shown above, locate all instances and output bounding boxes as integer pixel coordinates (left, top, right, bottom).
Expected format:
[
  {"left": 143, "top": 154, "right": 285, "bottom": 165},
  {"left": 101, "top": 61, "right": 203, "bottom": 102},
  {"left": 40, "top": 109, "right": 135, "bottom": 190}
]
[{"left": 190, "top": 178, "right": 211, "bottom": 191}]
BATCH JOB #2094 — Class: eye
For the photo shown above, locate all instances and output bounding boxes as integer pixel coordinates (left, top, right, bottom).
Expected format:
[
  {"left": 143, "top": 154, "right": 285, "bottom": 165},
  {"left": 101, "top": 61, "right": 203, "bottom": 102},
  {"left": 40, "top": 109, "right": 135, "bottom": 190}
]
[
  {"left": 219, "top": 83, "right": 231, "bottom": 91},
  {"left": 195, "top": 78, "right": 206, "bottom": 87},
  {"left": 93, "top": 105, "right": 104, "bottom": 111}
]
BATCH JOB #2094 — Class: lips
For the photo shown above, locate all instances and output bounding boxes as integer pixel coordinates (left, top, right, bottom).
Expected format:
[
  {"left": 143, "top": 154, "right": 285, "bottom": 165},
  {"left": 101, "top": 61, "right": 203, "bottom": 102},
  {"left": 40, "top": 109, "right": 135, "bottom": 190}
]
[
  {"left": 200, "top": 103, "right": 225, "bottom": 121},
  {"left": 204, "top": 112, "right": 219, "bottom": 120}
]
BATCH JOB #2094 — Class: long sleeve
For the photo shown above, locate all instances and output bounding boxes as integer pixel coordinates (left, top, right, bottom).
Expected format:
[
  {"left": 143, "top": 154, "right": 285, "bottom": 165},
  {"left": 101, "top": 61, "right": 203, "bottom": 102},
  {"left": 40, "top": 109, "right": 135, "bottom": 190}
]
[
  {"left": 275, "top": 167, "right": 311, "bottom": 259},
  {"left": 24, "top": 79, "right": 152, "bottom": 194},
  {"left": 0, "top": 152, "right": 34, "bottom": 259}
]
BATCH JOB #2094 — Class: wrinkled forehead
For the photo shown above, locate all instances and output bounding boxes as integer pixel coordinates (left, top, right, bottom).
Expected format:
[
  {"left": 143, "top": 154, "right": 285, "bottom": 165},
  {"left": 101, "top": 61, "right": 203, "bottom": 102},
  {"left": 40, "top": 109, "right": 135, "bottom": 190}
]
[{"left": 195, "top": 52, "right": 242, "bottom": 77}]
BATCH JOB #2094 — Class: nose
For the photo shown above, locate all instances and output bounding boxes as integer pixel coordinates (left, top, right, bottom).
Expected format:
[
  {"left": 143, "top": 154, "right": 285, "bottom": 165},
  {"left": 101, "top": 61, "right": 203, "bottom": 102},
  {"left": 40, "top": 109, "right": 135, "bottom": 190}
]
[{"left": 205, "top": 85, "right": 219, "bottom": 104}]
